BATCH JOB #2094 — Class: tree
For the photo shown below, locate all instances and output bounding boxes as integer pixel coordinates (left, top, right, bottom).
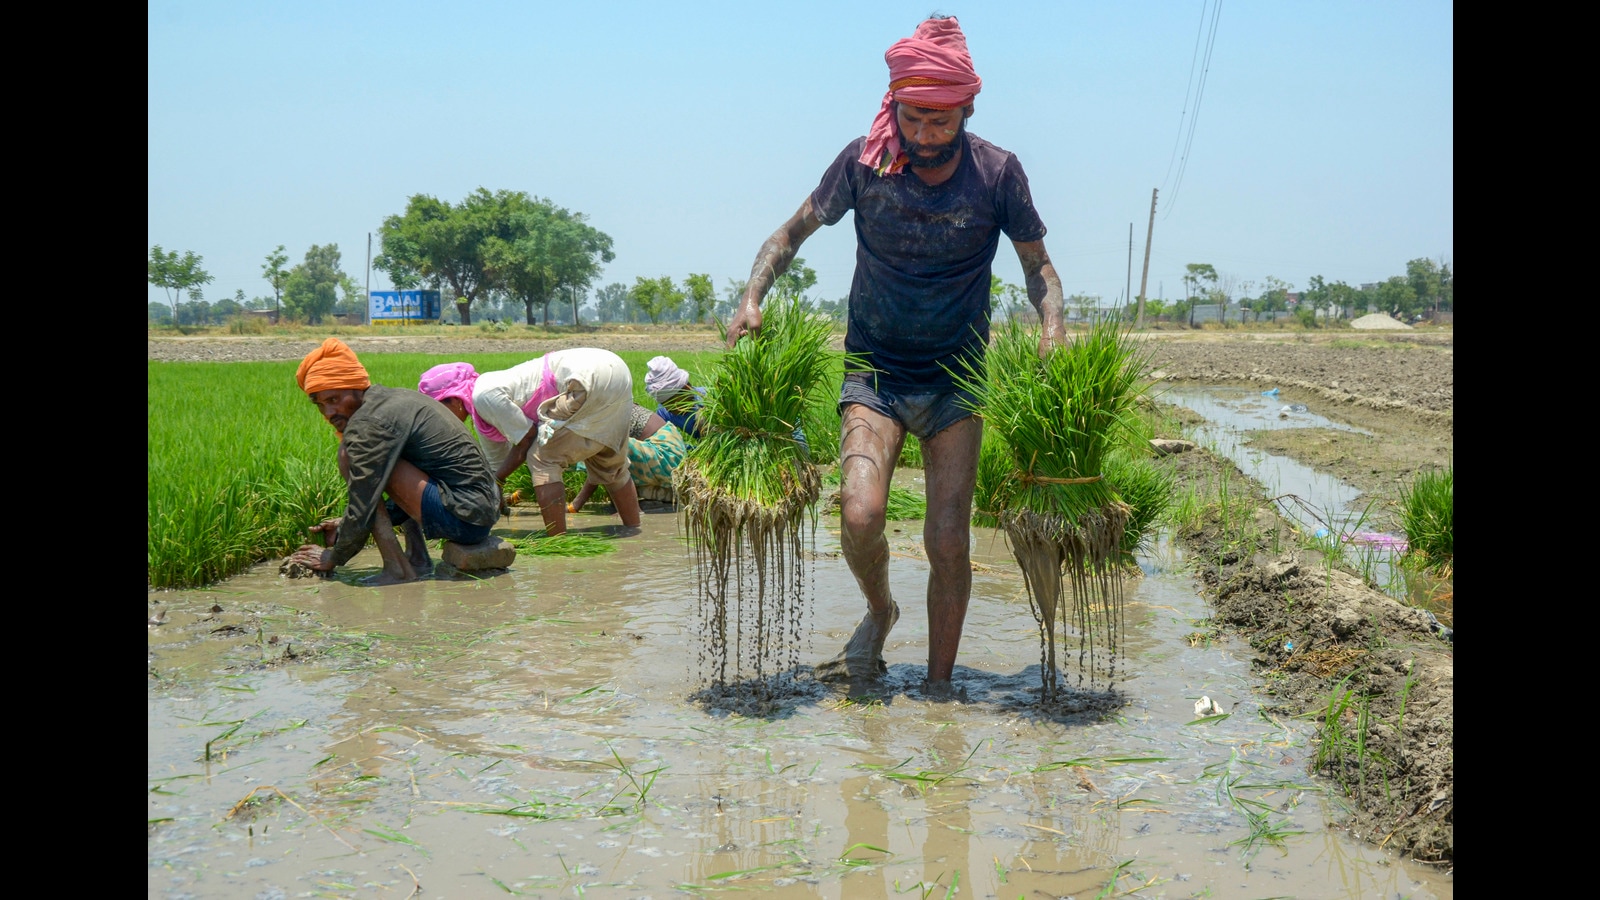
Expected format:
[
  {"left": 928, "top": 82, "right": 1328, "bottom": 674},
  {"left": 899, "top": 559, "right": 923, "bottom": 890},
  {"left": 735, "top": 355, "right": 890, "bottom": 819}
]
[
  {"left": 593, "top": 282, "right": 630, "bottom": 323},
  {"left": 375, "top": 188, "right": 523, "bottom": 326},
  {"left": 814, "top": 296, "right": 849, "bottom": 323},
  {"left": 1377, "top": 276, "right": 1419, "bottom": 319},
  {"left": 1259, "top": 276, "right": 1292, "bottom": 322},
  {"left": 1183, "top": 263, "right": 1217, "bottom": 327},
  {"left": 281, "top": 244, "right": 350, "bottom": 324},
  {"left": 991, "top": 276, "right": 1028, "bottom": 322},
  {"left": 629, "top": 276, "right": 684, "bottom": 325},
  {"left": 261, "top": 245, "right": 289, "bottom": 319},
  {"left": 479, "top": 194, "right": 615, "bottom": 327},
  {"left": 684, "top": 273, "right": 716, "bottom": 325},
  {"left": 771, "top": 257, "right": 818, "bottom": 306},
  {"left": 148, "top": 245, "right": 212, "bottom": 323},
  {"left": 1406, "top": 258, "right": 1444, "bottom": 317}
]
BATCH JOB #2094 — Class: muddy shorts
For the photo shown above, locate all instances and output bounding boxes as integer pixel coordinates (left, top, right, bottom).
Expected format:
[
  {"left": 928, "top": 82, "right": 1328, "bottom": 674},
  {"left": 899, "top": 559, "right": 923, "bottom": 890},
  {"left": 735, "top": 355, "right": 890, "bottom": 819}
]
[
  {"left": 529, "top": 427, "right": 631, "bottom": 489},
  {"left": 627, "top": 422, "right": 687, "bottom": 489},
  {"left": 387, "top": 480, "right": 493, "bottom": 544},
  {"left": 839, "top": 372, "right": 978, "bottom": 441}
]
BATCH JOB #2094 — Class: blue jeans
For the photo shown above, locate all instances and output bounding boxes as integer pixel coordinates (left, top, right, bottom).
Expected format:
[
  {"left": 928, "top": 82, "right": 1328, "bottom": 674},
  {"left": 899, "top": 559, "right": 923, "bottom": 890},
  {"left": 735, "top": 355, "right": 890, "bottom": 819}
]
[
  {"left": 387, "top": 480, "right": 493, "bottom": 544},
  {"left": 838, "top": 372, "right": 978, "bottom": 441}
]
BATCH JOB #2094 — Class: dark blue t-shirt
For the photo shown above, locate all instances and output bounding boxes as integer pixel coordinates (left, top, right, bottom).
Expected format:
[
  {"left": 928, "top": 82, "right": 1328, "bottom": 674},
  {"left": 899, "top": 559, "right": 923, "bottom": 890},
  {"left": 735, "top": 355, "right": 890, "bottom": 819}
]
[{"left": 810, "top": 133, "right": 1047, "bottom": 393}]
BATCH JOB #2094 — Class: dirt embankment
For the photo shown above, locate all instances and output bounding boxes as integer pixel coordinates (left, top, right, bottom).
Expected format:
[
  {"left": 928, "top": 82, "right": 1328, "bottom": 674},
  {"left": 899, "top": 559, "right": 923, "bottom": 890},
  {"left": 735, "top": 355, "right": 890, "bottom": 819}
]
[
  {"left": 1142, "top": 335, "right": 1453, "bottom": 426},
  {"left": 1159, "top": 448, "right": 1453, "bottom": 866}
]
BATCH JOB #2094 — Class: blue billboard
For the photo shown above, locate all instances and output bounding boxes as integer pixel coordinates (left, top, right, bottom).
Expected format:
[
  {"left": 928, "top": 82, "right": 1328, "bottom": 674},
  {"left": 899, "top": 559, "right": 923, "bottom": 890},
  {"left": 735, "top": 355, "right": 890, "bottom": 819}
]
[{"left": 369, "top": 290, "right": 442, "bottom": 322}]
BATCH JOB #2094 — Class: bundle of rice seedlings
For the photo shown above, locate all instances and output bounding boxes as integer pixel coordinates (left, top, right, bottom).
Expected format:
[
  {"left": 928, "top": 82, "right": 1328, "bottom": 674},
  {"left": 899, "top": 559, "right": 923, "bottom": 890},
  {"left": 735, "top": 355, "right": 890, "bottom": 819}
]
[
  {"left": 958, "top": 318, "right": 1152, "bottom": 702},
  {"left": 1105, "top": 451, "right": 1174, "bottom": 557},
  {"left": 676, "top": 297, "right": 842, "bottom": 696},
  {"left": 511, "top": 530, "right": 616, "bottom": 557},
  {"left": 1398, "top": 465, "right": 1452, "bottom": 575}
]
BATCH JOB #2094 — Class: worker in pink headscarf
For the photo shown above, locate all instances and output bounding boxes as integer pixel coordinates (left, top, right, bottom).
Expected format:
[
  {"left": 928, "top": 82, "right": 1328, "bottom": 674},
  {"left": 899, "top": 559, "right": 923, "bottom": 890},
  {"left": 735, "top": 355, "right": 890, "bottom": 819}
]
[{"left": 725, "top": 16, "right": 1067, "bottom": 695}]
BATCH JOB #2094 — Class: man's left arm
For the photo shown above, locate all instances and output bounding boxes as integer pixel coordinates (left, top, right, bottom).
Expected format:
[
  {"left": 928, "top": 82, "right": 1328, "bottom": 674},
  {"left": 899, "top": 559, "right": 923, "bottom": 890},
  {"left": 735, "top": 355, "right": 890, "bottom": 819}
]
[{"left": 1013, "top": 239, "right": 1066, "bottom": 356}]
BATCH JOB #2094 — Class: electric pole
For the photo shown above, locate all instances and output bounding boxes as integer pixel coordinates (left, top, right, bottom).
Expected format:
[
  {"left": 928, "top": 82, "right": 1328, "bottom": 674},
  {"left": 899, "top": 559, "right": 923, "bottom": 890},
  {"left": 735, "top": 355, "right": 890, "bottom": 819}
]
[
  {"left": 1126, "top": 223, "right": 1133, "bottom": 325},
  {"left": 1135, "top": 188, "right": 1157, "bottom": 330},
  {"left": 364, "top": 232, "right": 372, "bottom": 327}
]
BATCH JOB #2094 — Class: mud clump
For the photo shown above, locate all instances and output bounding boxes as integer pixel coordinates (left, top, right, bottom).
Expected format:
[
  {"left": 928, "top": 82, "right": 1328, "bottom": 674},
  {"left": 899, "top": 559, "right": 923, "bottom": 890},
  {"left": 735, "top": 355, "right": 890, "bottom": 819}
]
[{"left": 1175, "top": 450, "right": 1453, "bottom": 865}]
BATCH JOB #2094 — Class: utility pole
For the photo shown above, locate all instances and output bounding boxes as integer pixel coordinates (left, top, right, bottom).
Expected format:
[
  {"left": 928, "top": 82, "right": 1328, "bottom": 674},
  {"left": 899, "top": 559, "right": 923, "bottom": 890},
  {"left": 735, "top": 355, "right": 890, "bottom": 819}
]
[
  {"left": 364, "top": 232, "right": 372, "bottom": 327},
  {"left": 1135, "top": 188, "right": 1158, "bottom": 330},
  {"left": 1126, "top": 223, "right": 1133, "bottom": 324}
]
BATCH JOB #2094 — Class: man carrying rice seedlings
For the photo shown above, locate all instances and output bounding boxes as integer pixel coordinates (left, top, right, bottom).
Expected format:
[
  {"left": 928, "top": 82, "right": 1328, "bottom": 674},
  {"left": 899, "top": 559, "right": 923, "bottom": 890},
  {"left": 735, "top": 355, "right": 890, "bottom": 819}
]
[
  {"left": 725, "top": 15, "right": 1066, "bottom": 691},
  {"left": 287, "top": 338, "right": 501, "bottom": 584},
  {"left": 418, "top": 349, "right": 643, "bottom": 536}
]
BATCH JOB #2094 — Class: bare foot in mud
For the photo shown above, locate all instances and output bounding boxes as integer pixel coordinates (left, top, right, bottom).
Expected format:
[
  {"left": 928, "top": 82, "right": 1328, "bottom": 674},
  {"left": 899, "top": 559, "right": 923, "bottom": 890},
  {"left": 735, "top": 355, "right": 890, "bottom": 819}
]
[
  {"left": 815, "top": 601, "right": 900, "bottom": 682},
  {"left": 920, "top": 679, "right": 967, "bottom": 702}
]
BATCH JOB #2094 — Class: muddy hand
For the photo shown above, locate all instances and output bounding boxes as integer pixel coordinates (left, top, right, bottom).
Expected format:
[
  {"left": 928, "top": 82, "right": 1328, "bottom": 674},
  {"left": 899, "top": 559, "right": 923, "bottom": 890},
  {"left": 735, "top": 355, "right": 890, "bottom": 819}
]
[
  {"left": 289, "top": 545, "right": 335, "bottom": 572},
  {"left": 815, "top": 601, "right": 900, "bottom": 682},
  {"left": 308, "top": 517, "right": 342, "bottom": 547},
  {"left": 725, "top": 300, "right": 763, "bottom": 349}
]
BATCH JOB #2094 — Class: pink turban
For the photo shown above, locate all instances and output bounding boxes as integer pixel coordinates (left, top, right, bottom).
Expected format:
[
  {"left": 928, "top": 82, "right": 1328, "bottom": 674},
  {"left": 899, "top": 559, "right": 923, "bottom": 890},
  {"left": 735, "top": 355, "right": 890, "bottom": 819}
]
[
  {"left": 859, "top": 17, "right": 983, "bottom": 177},
  {"left": 418, "top": 362, "right": 479, "bottom": 408}
]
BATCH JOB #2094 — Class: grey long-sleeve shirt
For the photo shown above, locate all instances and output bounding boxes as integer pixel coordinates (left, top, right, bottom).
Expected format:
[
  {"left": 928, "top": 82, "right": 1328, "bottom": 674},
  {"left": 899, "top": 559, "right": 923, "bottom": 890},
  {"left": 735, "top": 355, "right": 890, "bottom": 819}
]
[{"left": 331, "top": 386, "right": 500, "bottom": 566}]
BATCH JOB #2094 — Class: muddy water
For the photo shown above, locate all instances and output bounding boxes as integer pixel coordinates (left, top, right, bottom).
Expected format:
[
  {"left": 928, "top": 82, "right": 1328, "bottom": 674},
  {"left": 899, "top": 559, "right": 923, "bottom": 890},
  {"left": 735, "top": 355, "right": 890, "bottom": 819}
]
[
  {"left": 148, "top": 501, "right": 1451, "bottom": 899},
  {"left": 1158, "top": 385, "right": 1418, "bottom": 597}
]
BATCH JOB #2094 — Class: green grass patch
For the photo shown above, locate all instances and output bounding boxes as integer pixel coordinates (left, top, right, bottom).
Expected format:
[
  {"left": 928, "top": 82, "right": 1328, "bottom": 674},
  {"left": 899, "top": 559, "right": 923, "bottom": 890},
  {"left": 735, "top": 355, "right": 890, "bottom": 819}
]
[{"left": 1398, "top": 464, "right": 1452, "bottom": 573}]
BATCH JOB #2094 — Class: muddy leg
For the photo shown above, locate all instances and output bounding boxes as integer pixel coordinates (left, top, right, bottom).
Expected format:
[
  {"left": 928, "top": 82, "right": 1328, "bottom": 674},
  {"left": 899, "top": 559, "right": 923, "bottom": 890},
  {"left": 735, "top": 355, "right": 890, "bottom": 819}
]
[
  {"left": 815, "top": 404, "right": 905, "bottom": 683},
  {"left": 920, "top": 415, "right": 981, "bottom": 688},
  {"left": 364, "top": 502, "right": 419, "bottom": 585},
  {"left": 535, "top": 483, "right": 568, "bottom": 535},
  {"left": 607, "top": 477, "right": 643, "bottom": 531},
  {"left": 400, "top": 519, "right": 433, "bottom": 573}
]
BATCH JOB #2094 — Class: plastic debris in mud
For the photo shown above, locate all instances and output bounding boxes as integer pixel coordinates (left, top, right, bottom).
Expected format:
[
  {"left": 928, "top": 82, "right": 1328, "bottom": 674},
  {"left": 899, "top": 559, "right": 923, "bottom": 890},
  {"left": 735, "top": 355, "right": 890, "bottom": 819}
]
[
  {"left": 675, "top": 298, "right": 840, "bottom": 703},
  {"left": 961, "top": 319, "right": 1154, "bottom": 704}
]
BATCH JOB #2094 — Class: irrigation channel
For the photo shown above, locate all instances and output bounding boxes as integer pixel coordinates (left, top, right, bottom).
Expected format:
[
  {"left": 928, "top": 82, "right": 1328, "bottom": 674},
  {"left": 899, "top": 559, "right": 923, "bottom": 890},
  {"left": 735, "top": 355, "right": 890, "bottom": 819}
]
[
  {"left": 1158, "top": 385, "right": 1416, "bottom": 605},
  {"left": 148, "top": 393, "right": 1450, "bottom": 900}
]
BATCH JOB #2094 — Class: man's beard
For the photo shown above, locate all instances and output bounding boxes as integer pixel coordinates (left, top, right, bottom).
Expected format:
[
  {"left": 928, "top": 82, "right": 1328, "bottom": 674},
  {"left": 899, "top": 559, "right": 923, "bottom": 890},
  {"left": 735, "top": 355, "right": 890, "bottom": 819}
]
[{"left": 900, "top": 118, "right": 966, "bottom": 169}]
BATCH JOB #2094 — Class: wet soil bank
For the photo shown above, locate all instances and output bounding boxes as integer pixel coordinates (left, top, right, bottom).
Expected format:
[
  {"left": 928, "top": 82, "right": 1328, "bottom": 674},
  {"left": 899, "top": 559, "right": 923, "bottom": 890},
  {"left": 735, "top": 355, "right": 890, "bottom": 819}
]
[
  {"left": 1160, "top": 446, "right": 1454, "bottom": 866},
  {"left": 1142, "top": 334, "right": 1453, "bottom": 428}
]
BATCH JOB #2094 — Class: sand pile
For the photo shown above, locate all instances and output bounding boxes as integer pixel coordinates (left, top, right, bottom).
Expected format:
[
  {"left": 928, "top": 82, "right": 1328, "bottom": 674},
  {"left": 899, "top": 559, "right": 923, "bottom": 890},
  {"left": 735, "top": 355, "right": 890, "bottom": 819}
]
[{"left": 1350, "top": 313, "right": 1413, "bottom": 330}]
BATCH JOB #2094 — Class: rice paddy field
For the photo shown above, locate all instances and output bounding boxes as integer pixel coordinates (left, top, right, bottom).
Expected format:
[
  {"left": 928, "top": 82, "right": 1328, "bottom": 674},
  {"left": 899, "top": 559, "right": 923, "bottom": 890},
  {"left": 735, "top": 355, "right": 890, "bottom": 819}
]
[{"left": 148, "top": 332, "right": 1452, "bottom": 898}]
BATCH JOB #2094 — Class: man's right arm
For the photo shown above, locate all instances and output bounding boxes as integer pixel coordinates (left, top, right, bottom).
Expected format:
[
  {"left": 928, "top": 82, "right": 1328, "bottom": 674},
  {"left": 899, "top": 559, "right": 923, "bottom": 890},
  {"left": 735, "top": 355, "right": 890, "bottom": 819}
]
[
  {"left": 331, "top": 420, "right": 404, "bottom": 566},
  {"left": 725, "top": 196, "right": 826, "bottom": 348}
]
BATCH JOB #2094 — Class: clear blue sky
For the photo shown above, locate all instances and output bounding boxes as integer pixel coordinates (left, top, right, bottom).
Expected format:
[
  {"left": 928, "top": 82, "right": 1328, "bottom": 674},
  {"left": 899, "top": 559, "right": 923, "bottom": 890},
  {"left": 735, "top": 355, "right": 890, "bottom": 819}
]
[{"left": 148, "top": 1, "right": 1452, "bottom": 312}]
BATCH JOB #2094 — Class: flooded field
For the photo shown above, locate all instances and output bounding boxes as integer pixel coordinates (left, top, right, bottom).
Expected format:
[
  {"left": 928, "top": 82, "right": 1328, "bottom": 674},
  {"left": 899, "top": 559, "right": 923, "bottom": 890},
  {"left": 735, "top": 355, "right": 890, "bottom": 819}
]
[{"left": 148, "top": 489, "right": 1451, "bottom": 898}]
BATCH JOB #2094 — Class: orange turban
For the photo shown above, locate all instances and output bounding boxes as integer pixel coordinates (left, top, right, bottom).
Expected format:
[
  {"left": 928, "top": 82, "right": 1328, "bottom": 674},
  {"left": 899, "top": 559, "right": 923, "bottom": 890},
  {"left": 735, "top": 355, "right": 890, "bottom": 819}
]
[{"left": 296, "top": 338, "right": 371, "bottom": 395}]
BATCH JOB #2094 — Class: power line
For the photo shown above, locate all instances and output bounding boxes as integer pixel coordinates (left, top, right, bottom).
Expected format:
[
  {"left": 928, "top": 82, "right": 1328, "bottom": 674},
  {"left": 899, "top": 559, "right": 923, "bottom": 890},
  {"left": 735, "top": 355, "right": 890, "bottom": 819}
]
[
  {"left": 1159, "top": 1, "right": 1211, "bottom": 196},
  {"left": 1164, "top": 0, "right": 1223, "bottom": 220}
]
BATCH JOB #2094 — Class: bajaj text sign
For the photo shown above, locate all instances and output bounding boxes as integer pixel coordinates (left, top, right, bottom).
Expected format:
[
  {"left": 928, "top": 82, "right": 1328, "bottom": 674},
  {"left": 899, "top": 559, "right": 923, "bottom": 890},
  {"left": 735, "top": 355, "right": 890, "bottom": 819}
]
[{"left": 369, "top": 290, "right": 442, "bottom": 322}]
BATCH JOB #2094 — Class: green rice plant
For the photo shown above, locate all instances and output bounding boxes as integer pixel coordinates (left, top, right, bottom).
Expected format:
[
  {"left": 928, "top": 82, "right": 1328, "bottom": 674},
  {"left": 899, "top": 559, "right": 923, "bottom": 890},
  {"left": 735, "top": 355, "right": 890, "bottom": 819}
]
[
  {"left": 1105, "top": 451, "right": 1173, "bottom": 557},
  {"left": 898, "top": 434, "right": 924, "bottom": 469},
  {"left": 510, "top": 530, "right": 616, "bottom": 557},
  {"left": 954, "top": 318, "right": 1152, "bottom": 699},
  {"left": 1398, "top": 464, "right": 1452, "bottom": 574},
  {"left": 676, "top": 297, "right": 845, "bottom": 691}
]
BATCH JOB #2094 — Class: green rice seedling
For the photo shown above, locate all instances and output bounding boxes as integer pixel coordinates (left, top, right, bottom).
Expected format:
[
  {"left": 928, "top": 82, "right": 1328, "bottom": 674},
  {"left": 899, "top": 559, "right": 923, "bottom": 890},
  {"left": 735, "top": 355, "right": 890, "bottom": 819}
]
[
  {"left": 676, "top": 297, "right": 844, "bottom": 694},
  {"left": 1105, "top": 451, "right": 1173, "bottom": 557},
  {"left": 898, "top": 434, "right": 924, "bottom": 469},
  {"left": 509, "top": 530, "right": 616, "bottom": 557},
  {"left": 1398, "top": 464, "right": 1452, "bottom": 575},
  {"left": 883, "top": 486, "right": 927, "bottom": 520},
  {"left": 955, "top": 318, "right": 1152, "bottom": 700}
]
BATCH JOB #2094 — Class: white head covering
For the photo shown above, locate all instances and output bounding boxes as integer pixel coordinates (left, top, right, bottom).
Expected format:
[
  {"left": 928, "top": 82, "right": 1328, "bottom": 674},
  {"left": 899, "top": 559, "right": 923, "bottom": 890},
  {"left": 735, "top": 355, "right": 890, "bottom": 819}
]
[{"left": 644, "top": 356, "right": 690, "bottom": 404}]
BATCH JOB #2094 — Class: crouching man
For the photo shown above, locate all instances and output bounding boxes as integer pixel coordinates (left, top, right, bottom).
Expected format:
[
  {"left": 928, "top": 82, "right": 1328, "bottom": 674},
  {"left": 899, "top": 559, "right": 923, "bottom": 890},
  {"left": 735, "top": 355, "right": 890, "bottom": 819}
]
[{"left": 286, "top": 338, "right": 501, "bottom": 584}]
